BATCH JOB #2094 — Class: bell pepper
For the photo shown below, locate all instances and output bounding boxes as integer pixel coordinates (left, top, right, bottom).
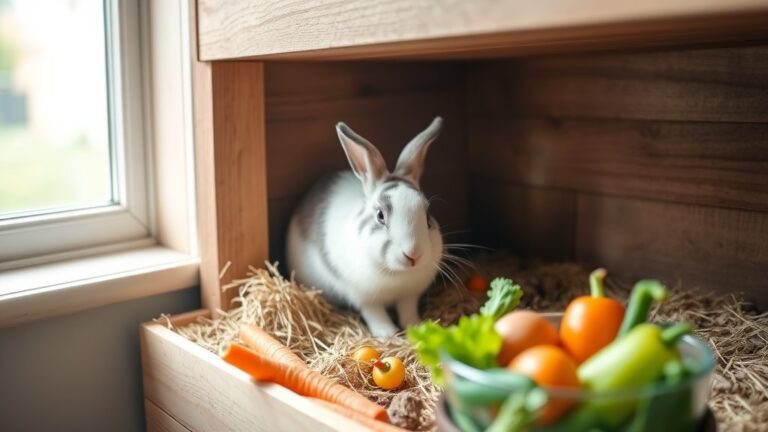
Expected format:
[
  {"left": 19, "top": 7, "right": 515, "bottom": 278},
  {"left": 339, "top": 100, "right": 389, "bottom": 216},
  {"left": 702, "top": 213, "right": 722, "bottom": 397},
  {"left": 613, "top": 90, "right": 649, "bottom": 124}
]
[
  {"left": 577, "top": 322, "right": 693, "bottom": 427},
  {"left": 560, "top": 268, "right": 626, "bottom": 363},
  {"left": 617, "top": 279, "right": 667, "bottom": 337}
]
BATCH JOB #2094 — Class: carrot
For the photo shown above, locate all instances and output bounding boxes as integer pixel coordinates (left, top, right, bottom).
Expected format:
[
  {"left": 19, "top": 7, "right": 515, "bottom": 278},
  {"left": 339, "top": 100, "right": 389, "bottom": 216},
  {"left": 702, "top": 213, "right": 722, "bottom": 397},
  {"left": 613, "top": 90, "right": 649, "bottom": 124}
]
[
  {"left": 222, "top": 342, "right": 388, "bottom": 422},
  {"left": 310, "top": 398, "right": 405, "bottom": 432},
  {"left": 239, "top": 324, "right": 306, "bottom": 369}
]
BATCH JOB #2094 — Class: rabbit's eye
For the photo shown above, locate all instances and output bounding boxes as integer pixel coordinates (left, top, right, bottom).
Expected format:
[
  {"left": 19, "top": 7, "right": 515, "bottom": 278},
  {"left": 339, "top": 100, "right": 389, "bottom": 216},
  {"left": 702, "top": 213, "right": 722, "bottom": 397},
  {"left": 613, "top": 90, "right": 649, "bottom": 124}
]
[{"left": 376, "top": 209, "right": 386, "bottom": 225}]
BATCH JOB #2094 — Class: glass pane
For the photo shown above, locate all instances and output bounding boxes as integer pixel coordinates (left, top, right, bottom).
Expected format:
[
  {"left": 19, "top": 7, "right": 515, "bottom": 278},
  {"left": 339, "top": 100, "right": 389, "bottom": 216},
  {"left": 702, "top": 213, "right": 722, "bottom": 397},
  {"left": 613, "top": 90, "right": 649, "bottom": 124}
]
[{"left": 0, "top": 0, "right": 111, "bottom": 218}]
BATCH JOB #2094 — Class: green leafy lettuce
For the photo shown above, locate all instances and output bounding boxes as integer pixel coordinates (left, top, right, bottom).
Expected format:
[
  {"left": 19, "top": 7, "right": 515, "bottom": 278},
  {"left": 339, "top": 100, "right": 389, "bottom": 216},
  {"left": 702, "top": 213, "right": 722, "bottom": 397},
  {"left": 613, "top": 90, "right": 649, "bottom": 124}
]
[
  {"left": 480, "top": 278, "right": 523, "bottom": 321},
  {"left": 406, "top": 277, "right": 523, "bottom": 385}
]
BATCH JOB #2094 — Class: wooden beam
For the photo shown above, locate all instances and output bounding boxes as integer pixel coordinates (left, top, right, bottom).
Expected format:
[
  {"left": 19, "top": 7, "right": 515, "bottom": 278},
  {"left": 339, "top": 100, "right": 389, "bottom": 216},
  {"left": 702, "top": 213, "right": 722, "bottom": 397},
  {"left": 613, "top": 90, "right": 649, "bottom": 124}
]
[
  {"left": 197, "top": 0, "right": 768, "bottom": 61},
  {"left": 190, "top": 1, "right": 268, "bottom": 311}
]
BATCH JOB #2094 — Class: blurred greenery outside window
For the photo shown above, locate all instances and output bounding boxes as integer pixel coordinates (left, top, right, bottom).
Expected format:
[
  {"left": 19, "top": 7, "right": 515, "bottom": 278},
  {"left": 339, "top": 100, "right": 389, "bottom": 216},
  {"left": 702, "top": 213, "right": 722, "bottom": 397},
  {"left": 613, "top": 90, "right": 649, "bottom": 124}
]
[{"left": 0, "top": 0, "right": 112, "bottom": 218}]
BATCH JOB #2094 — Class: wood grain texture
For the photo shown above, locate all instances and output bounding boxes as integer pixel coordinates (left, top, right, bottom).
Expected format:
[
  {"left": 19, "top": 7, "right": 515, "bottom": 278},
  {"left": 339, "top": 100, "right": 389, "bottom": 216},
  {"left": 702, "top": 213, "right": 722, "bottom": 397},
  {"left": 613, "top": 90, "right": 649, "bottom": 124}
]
[
  {"left": 197, "top": 0, "right": 768, "bottom": 60},
  {"left": 468, "top": 44, "right": 768, "bottom": 301},
  {"left": 209, "top": 62, "right": 269, "bottom": 310},
  {"left": 471, "top": 117, "right": 768, "bottom": 212},
  {"left": 192, "top": 60, "right": 269, "bottom": 310},
  {"left": 140, "top": 322, "right": 372, "bottom": 432},
  {"left": 472, "top": 46, "right": 768, "bottom": 122},
  {"left": 145, "top": 399, "right": 191, "bottom": 432},
  {"left": 575, "top": 194, "right": 768, "bottom": 307}
]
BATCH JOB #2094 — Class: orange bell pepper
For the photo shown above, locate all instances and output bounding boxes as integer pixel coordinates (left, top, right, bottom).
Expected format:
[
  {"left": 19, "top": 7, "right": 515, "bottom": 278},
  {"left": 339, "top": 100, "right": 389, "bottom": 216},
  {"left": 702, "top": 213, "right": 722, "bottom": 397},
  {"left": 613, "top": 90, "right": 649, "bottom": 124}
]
[{"left": 560, "top": 268, "right": 625, "bottom": 364}]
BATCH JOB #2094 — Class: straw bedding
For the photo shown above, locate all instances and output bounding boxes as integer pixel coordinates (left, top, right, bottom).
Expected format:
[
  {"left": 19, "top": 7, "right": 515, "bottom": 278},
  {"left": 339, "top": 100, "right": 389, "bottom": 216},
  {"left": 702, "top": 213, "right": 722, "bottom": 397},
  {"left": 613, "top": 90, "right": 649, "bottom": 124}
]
[{"left": 162, "top": 255, "right": 767, "bottom": 431}]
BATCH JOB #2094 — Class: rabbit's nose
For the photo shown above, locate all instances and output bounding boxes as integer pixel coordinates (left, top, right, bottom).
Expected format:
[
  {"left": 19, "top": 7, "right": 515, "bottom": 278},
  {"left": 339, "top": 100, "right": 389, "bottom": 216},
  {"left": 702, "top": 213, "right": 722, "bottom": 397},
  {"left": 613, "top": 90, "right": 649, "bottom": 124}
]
[{"left": 403, "top": 251, "right": 421, "bottom": 267}]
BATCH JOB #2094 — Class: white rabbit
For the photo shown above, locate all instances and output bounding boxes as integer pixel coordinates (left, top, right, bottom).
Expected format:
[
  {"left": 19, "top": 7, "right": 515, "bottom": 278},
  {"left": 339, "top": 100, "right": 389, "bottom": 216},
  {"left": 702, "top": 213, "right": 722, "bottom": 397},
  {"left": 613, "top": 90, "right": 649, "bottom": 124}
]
[{"left": 286, "top": 117, "right": 444, "bottom": 337}]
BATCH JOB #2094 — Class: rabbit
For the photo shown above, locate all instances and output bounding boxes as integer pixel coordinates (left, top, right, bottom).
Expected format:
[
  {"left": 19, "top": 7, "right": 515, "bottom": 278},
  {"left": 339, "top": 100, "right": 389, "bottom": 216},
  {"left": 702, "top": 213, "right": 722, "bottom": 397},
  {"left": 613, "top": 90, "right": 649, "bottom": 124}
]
[{"left": 286, "top": 117, "right": 444, "bottom": 338}]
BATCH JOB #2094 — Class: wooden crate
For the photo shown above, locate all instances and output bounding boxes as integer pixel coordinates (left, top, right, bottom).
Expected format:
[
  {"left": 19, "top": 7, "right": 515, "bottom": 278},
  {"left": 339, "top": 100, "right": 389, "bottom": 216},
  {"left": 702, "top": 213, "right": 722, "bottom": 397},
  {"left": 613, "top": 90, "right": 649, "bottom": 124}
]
[
  {"left": 141, "top": 310, "right": 371, "bottom": 431},
  {"left": 141, "top": 1, "right": 768, "bottom": 431}
]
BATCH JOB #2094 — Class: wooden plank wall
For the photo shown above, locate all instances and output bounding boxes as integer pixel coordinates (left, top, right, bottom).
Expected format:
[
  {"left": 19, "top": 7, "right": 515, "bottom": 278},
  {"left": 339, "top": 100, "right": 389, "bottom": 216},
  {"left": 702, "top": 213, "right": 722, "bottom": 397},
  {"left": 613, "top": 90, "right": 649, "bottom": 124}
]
[
  {"left": 469, "top": 45, "right": 768, "bottom": 306},
  {"left": 263, "top": 62, "right": 470, "bottom": 266}
]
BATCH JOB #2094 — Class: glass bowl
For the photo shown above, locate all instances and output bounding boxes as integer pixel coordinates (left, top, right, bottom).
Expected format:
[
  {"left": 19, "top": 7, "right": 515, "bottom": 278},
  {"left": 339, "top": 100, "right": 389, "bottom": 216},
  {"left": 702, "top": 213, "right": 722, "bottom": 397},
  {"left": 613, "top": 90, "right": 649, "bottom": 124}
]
[{"left": 441, "top": 313, "right": 715, "bottom": 432}]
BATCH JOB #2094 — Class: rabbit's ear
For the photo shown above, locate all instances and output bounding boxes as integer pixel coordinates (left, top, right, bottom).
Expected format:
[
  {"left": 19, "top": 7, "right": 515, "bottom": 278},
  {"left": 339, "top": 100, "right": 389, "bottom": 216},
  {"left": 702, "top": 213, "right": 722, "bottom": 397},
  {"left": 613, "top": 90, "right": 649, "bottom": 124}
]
[
  {"left": 394, "top": 117, "right": 442, "bottom": 185},
  {"left": 336, "top": 122, "right": 389, "bottom": 191}
]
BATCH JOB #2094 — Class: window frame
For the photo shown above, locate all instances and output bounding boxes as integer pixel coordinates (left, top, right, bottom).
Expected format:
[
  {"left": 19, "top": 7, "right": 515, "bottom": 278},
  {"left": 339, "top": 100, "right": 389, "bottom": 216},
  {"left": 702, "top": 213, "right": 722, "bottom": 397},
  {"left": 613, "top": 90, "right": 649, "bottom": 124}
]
[
  {"left": 0, "top": 0, "right": 200, "bottom": 327},
  {"left": 0, "top": 0, "right": 153, "bottom": 269}
]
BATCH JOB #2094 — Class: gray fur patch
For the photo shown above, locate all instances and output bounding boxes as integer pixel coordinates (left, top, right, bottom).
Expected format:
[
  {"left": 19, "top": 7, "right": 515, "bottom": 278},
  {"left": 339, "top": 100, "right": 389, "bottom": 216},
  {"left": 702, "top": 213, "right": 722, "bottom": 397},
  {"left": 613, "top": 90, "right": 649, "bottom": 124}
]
[
  {"left": 295, "top": 173, "right": 343, "bottom": 280},
  {"left": 383, "top": 175, "right": 418, "bottom": 191},
  {"left": 381, "top": 239, "right": 392, "bottom": 259},
  {"left": 370, "top": 222, "right": 384, "bottom": 235},
  {"left": 295, "top": 175, "right": 336, "bottom": 239},
  {"left": 379, "top": 181, "right": 400, "bottom": 195},
  {"left": 379, "top": 193, "right": 393, "bottom": 215}
]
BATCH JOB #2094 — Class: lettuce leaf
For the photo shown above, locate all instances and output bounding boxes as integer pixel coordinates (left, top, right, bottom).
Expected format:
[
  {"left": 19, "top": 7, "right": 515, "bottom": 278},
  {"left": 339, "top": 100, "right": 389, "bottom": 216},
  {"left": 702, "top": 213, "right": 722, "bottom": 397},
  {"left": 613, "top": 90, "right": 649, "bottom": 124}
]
[
  {"left": 480, "top": 278, "right": 523, "bottom": 321},
  {"left": 407, "top": 277, "right": 523, "bottom": 385},
  {"left": 407, "top": 315, "right": 501, "bottom": 386}
]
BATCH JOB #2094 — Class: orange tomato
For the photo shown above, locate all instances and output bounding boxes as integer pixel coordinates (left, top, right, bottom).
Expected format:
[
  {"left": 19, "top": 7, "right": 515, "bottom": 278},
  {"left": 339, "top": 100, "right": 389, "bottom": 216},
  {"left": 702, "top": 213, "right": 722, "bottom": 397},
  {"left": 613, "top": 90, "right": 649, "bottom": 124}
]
[
  {"left": 509, "top": 345, "right": 580, "bottom": 425},
  {"left": 560, "top": 269, "right": 625, "bottom": 363},
  {"left": 494, "top": 310, "right": 560, "bottom": 366},
  {"left": 466, "top": 274, "right": 489, "bottom": 293},
  {"left": 372, "top": 357, "right": 405, "bottom": 390},
  {"left": 352, "top": 346, "right": 380, "bottom": 363},
  {"left": 560, "top": 296, "right": 624, "bottom": 363},
  {"left": 352, "top": 346, "right": 380, "bottom": 372}
]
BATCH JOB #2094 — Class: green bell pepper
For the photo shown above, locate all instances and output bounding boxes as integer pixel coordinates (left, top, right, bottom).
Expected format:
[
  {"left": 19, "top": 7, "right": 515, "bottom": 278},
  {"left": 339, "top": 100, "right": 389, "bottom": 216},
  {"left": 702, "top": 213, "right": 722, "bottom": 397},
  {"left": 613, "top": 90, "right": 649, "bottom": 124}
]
[
  {"left": 577, "top": 322, "right": 692, "bottom": 427},
  {"left": 617, "top": 280, "right": 667, "bottom": 338}
]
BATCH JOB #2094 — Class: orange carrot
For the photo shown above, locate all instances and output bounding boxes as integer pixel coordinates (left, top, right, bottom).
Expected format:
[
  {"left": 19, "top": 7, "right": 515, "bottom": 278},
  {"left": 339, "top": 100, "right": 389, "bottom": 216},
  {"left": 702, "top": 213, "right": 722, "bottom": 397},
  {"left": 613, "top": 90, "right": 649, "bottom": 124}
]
[
  {"left": 222, "top": 342, "right": 388, "bottom": 422},
  {"left": 239, "top": 324, "right": 306, "bottom": 369},
  {"left": 310, "top": 398, "right": 405, "bottom": 432}
]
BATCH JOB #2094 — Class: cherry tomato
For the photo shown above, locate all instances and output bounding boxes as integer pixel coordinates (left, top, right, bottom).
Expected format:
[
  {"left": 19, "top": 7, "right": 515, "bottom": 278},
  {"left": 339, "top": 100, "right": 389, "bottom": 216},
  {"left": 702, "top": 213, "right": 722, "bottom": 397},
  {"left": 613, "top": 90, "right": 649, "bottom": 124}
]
[
  {"left": 466, "top": 274, "right": 489, "bottom": 293},
  {"left": 352, "top": 346, "right": 380, "bottom": 364},
  {"left": 372, "top": 357, "right": 405, "bottom": 390},
  {"left": 509, "top": 345, "right": 580, "bottom": 425},
  {"left": 495, "top": 310, "right": 560, "bottom": 366}
]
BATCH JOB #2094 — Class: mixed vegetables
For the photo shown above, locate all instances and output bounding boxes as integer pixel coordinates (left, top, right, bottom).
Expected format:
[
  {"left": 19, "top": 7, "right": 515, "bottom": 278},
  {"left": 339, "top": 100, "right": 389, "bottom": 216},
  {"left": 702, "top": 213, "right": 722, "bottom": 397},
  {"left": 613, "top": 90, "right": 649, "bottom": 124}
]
[{"left": 408, "top": 270, "right": 708, "bottom": 432}]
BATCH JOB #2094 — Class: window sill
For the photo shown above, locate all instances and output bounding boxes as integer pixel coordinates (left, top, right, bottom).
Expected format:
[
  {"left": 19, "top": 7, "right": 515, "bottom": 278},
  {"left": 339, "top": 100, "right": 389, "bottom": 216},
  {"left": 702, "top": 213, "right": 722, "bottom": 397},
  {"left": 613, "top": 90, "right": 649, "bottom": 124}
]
[{"left": 0, "top": 245, "right": 200, "bottom": 327}]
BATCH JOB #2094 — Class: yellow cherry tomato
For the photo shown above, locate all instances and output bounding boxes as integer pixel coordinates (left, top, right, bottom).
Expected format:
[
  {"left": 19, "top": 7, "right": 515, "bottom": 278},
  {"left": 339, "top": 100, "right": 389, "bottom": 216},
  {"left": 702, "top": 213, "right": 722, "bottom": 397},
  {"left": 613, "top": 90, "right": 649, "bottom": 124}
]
[
  {"left": 372, "top": 357, "right": 405, "bottom": 390},
  {"left": 352, "top": 346, "right": 380, "bottom": 364}
]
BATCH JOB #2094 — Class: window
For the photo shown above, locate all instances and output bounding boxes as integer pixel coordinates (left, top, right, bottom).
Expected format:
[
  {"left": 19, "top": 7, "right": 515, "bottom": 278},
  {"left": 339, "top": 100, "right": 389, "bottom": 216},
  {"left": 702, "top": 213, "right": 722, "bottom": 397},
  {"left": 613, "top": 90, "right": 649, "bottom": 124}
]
[{"left": 0, "top": 0, "right": 150, "bottom": 268}]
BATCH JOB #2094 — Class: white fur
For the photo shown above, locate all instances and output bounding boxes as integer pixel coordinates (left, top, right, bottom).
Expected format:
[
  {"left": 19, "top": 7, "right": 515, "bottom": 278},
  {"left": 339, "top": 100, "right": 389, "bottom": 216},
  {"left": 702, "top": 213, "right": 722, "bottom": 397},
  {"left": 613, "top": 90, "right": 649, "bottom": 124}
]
[{"left": 286, "top": 118, "right": 444, "bottom": 337}]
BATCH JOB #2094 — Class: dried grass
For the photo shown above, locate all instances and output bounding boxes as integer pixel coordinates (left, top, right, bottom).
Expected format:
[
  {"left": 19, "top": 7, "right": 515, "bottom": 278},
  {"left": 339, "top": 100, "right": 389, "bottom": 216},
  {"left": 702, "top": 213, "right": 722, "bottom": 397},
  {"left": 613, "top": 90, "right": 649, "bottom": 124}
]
[{"left": 162, "top": 256, "right": 768, "bottom": 432}]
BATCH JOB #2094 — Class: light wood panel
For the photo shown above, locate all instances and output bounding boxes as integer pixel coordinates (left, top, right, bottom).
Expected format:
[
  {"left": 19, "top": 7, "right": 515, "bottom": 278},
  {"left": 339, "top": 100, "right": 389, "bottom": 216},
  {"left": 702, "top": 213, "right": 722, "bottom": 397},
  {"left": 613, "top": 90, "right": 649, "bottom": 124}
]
[
  {"left": 140, "top": 320, "right": 371, "bottom": 432},
  {"left": 145, "top": 399, "right": 191, "bottom": 432},
  {"left": 576, "top": 194, "right": 768, "bottom": 306},
  {"left": 197, "top": 0, "right": 768, "bottom": 61},
  {"left": 191, "top": 29, "right": 269, "bottom": 311}
]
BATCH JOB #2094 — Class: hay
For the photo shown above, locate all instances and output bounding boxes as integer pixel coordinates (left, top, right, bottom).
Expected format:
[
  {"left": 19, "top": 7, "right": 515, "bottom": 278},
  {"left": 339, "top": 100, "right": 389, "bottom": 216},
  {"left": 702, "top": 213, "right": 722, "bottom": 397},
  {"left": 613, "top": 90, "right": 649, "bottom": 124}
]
[{"left": 162, "top": 257, "right": 768, "bottom": 432}]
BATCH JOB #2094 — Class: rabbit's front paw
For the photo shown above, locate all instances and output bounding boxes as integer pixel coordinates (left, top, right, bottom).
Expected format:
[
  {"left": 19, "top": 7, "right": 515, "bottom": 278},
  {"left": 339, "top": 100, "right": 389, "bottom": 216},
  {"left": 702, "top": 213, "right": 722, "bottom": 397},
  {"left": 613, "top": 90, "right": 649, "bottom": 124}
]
[
  {"left": 369, "top": 323, "right": 398, "bottom": 338},
  {"left": 397, "top": 295, "right": 421, "bottom": 328},
  {"left": 361, "top": 304, "right": 398, "bottom": 338}
]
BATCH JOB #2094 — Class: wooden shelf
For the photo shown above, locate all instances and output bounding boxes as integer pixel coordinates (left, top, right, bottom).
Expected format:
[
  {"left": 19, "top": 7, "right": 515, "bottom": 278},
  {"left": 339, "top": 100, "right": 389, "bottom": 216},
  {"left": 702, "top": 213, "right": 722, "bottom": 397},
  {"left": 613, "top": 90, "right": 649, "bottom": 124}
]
[{"left": 197, "top": 0, "right": 768, "bottom": 61}]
